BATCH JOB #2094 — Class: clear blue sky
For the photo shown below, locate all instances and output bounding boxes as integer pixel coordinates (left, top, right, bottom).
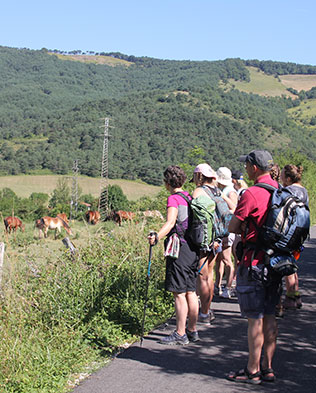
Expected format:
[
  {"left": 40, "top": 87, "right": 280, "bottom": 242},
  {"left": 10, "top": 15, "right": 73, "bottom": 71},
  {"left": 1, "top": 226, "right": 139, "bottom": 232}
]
[{"left": 2, "top": 0, "right": 316, "bottom": 65}]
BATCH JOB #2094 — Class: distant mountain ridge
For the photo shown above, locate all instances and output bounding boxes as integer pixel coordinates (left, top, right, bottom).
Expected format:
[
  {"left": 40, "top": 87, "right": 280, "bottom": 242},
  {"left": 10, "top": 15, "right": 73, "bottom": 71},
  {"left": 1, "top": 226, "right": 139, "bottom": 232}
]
[{"left": 0, "top": 46, "right": 315, "bottom": 184}]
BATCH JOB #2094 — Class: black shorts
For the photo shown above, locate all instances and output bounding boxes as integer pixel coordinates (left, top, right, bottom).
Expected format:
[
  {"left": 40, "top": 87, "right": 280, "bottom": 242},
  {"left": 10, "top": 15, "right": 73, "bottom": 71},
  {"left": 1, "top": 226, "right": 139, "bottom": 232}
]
[{"left": 165, "top": 240, "right": 198, "bottom": 293}]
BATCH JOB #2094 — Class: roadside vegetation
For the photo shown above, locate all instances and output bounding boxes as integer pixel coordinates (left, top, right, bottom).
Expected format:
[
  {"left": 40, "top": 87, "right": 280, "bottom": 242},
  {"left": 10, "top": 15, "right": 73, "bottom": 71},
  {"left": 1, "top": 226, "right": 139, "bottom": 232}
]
[{"left": 0, "top": 150, "right": 315, "bottom": 392}]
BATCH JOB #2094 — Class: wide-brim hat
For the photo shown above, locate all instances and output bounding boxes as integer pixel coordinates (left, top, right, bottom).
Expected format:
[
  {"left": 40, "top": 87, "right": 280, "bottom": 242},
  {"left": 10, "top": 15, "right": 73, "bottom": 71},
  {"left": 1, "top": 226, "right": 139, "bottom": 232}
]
[{"left": 216, "top": 167, "right": 232, "bottom": 186}]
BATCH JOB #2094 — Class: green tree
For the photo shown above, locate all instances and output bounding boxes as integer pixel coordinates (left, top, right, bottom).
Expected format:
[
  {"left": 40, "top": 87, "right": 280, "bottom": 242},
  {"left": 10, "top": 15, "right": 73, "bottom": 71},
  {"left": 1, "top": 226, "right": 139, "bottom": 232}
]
[
  {"left": 49, "top": 178, "right": 71, "bottom": 215},
  {"left": 107, "top": 185, "right": 128, "bottom": 211}
]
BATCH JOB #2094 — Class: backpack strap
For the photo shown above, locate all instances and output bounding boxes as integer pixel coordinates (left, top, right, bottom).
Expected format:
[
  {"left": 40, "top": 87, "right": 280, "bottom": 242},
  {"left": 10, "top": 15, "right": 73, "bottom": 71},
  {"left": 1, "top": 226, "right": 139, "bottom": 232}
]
[
  {"left": 174, "top": 192, "right": 192, "bottom": 205},
  {"left": 173, "top": 192, "right": 193, "bottom": 240},
  {"left": 253, "top": 183, "right": 278, "bottom": 192},
  {"left": 201, "top": 185, "right": 221, "bottom": 199}
]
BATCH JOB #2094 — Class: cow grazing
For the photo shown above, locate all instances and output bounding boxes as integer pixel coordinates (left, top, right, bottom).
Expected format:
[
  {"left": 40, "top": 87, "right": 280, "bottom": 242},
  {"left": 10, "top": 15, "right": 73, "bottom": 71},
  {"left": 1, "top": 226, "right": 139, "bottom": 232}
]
[
  {"left": 4, "top": 216, "right": 25, "bottom": 234},
  {"left": 109, "top": 210, "right": 135, "bottom": 226},
  {"left": 142, "top": 210, "right": 164, "bottom": 220},
  {"left": 57, "top": 213, "right": 69, "bottom": 224},
  {"left": 35, "top": 218, "right": 45, "bottom": 238},
  {"left": 39, "top": 216, "right": 72, "bottom": 239},
  {"left": 85, "top": 210, "right": 101, "bottom": 225}
]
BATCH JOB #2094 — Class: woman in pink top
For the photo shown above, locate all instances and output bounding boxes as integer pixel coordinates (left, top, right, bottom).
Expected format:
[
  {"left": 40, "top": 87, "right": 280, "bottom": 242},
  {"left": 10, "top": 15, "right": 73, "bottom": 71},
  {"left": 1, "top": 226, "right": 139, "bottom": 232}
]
[{"left": 148, "top": 165, "right": 199, "bottom": 345}]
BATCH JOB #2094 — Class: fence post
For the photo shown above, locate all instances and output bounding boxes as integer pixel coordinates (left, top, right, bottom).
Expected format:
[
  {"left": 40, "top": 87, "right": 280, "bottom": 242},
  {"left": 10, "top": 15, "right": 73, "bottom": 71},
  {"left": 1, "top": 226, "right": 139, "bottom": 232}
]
[{"left": 0, "top": 242, "right": 5, "bottom": 287}]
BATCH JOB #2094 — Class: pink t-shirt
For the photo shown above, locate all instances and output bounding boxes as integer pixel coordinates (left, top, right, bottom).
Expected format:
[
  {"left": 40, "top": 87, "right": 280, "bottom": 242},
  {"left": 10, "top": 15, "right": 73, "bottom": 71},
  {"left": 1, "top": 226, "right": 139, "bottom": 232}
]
[
  {"left": 167, "top": 191, "right": 191, "bottom": 209},
  {"left": 234, "top": 174, "right": 278, "bottom": 266},
  {"left": 167, "top": 191, "right": 192, "bottom": 241}
]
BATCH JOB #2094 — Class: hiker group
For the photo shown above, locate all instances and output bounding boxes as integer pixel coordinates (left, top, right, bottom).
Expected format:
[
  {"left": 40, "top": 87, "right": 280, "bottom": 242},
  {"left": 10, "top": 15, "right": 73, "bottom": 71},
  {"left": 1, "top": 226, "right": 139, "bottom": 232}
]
[{"left": 147, "top": 149, "right": 310, "bottom": 385}]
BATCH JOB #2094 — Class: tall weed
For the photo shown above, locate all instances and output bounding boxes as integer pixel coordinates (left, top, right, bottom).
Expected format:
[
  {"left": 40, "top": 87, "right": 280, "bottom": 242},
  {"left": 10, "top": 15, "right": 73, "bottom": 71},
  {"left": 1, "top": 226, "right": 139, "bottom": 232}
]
[{"left": 0, "top": 221, "right": 172, "bottom": 392}]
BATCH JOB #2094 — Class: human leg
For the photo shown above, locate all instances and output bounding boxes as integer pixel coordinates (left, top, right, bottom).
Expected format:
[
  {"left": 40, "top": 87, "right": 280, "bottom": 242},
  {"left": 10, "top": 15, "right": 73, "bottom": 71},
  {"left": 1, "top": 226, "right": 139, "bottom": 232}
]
[
  {"left": 174, "top": 292, "right": 189, "bottom": 336},
  {"left": 197, "top": 253, "right": 216, "bottom": 315},
  {"left": 219, "top": 245, "right": 235, "bottom": 298},
  {"left": 284, "top": 273, "right": 301, "bottom": 309},
  {"left": 186, "top": 291, "right": 199, "bottom": 332},
  {"left": 214, "top": 253, "right": 224, "bottom": 290},
  {"left": 261, "top": 315, "right": 278, "bottom": 372}
]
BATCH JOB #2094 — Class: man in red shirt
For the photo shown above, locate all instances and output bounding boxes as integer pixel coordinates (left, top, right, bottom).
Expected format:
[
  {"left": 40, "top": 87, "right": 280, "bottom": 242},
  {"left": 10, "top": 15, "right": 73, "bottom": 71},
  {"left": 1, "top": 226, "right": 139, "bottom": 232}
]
[{"left": 227, "top": 150, "right": 280, "bottom": 385}]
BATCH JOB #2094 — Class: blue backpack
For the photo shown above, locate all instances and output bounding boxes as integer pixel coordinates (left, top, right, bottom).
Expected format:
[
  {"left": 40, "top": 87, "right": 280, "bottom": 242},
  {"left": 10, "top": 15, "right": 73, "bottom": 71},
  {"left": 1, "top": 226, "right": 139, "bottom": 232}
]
[
  {"left": 202, "top": 185, "right": 233, "bottom": 240},
  {"left": 254, "top": 183, "right": 310, "bottom": 277}
]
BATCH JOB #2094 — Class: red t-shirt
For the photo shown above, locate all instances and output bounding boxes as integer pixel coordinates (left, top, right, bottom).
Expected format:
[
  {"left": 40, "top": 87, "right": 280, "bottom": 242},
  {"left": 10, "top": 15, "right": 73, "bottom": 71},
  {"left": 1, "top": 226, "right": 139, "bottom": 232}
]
[{"left": 234, "top": 174, "right": 278, "bottom": 267}]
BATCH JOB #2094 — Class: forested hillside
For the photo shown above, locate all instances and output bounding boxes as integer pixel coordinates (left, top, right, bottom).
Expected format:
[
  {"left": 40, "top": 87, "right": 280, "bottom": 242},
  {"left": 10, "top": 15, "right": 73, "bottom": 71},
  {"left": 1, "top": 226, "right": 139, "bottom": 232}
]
[{"left": 1, "top": 46, "right": 316, "bottom": 184}]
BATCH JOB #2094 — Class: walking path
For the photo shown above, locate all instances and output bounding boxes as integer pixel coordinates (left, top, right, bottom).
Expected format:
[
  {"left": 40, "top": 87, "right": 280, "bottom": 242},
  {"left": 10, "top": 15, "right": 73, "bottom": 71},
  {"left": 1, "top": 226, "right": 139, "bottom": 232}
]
[{"left": 72, "top": 227, "right": 316, "bottom": 393}]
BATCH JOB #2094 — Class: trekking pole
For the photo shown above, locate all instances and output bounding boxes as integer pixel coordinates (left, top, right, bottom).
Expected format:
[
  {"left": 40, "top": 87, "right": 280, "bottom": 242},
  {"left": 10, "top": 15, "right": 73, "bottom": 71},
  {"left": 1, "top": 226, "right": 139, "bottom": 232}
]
[{"left": 140, "top": 232, "right": 157, "bottom": 346}]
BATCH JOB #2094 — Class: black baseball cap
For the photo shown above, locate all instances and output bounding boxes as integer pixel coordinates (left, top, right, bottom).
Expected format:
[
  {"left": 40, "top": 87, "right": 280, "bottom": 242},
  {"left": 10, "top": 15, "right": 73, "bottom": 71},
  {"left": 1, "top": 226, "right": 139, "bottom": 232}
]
[
  {"left": 231, "top": 170, "right": 243, "bottom": 180},
  {"left": 239, "top": 150, "right": 274, "bottom": 171}
]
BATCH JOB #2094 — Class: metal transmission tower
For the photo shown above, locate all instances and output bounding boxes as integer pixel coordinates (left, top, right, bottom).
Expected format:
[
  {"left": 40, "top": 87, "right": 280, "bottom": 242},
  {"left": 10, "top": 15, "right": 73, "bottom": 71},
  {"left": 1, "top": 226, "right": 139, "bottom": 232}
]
[
  {"left": 99, "top": 117, "right": 111, "bottom": 220},
  {"left": 70, "top": 159, "right": 79, "bottom": 220}
]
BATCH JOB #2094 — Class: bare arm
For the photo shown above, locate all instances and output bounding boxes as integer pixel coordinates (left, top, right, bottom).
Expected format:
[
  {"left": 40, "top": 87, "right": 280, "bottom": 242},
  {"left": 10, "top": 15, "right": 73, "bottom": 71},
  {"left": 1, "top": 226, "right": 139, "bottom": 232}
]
[
  {"left": 222, "top": 190, "right": 238, "bottom": 213},
  {"left": 148, "top": 206, "right": 178, "bottom": 245}
]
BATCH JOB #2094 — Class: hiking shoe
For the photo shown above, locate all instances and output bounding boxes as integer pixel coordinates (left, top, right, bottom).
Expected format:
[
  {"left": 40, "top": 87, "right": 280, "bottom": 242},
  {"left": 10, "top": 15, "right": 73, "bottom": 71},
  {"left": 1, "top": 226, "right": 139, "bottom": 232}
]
[
  {"left": 230, "top": 288, "right": 237, "bottom": 298},
  {"left": 209, "top": 310, "right": 216, "bottom": 322},
  {"left": 198, "top": 312, "right": 210, "bottom": 324},
  {"left": 186, "top": 329, "right": 200, "bottom": 342},
  {"left": 214, "top": 285, "right": 223, "bottom": 296},
  {"left": 275, "top": 305, "right": 284, "bottom": 318},
  {"left": 220, "top": 287, "right": 231, "bottom": 299},
  {"left": 283, "top": 295, "right": 297, "bottom": 310},
  {"left": 159, "top": 330, "right": 189, "bottom": 345},
  {"left": 296, "top": 295, "right": 302, "bottom": 309}
]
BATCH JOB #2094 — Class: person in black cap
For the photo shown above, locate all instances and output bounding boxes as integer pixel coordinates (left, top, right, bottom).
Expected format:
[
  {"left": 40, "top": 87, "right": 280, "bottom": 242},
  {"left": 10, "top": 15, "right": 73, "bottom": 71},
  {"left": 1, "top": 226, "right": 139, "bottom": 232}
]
[
  {"left": 227, "top": 149, "right": 280, "bottom": 385},
  {"left": 231, "top": 170, "right": 248, "bottom": 200},
  {"left": 238, "top": 150, "right": 274, "bottom": 171}
]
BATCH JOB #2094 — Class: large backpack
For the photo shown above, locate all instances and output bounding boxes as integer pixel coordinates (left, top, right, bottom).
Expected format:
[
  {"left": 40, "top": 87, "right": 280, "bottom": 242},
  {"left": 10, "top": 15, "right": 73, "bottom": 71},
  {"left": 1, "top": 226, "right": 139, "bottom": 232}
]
[
  {"left": 202, "top": 185, "right": 233, "bottom": 240},
  {"left": 176, "top": 192, "right": 216, "bottom": 252},
  {"left": 253, "top": 183, "right": 310, "bottom": 277}
]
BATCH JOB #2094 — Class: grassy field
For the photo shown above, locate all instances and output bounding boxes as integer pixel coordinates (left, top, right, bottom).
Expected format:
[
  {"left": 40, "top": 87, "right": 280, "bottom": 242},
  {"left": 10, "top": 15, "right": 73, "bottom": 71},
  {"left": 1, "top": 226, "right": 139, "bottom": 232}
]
[
  {"left": 287, "top": 98, "right": 316, "bottom": 126},
  {"left": 226, "top": 67, "right": 295, "bottom": 97},
  {"left": 0, "top": 175, "right": 161, "bottom": 200},
  {"left": 50, "top": 53, "right": 133, "bottom": 67},
  {"left": 227, "top": 67, "right": 316, "bottom": 98}
]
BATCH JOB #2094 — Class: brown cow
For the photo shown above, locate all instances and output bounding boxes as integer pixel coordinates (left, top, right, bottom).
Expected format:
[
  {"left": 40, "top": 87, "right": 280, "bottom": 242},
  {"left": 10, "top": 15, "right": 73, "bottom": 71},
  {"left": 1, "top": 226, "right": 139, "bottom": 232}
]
[
  {"left": 4, "top": 216, "right": 25, "bottom": 233},
  {"left": 85, "top": 210, "right": 101, "bottom": 225},
  {"left": 35, "top": 218, "right": 45, "bottom": 238},
  {"left": 112, "top": 210, "right": 135, "bottom": 226},
  {"left": 57, "top": 213, "right": 69, "bottom": 224},
  {"left": 39, "top": 216, "right": 72, "bottom": 239}
]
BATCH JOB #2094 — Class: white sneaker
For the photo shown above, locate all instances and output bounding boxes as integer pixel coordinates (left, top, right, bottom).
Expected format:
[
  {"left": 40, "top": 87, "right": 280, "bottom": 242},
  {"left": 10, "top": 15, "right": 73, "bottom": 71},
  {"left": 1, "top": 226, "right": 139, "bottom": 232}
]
[
  {"left": 214, "top": 285, "right": 223, "bottom": 296},
  {"left": 220, "top": 287, "right": 231, "bottom": 299}
]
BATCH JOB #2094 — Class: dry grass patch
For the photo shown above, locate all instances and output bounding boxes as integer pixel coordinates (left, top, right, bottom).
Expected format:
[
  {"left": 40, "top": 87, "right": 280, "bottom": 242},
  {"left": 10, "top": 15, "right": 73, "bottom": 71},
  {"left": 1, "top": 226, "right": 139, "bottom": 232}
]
[
  {"left": 279, "top": 74, "right": 316, "bottom": 91},
  {"left": 0, "top": 175, "right": 161, "bottom": 200}
]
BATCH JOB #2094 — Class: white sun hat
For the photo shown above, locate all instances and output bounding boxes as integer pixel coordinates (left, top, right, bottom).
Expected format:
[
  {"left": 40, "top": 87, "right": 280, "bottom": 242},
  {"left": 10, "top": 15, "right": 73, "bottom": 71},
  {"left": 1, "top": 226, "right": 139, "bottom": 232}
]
[{"left": 216, "top": 167, "right": 233, "bottom": 186}]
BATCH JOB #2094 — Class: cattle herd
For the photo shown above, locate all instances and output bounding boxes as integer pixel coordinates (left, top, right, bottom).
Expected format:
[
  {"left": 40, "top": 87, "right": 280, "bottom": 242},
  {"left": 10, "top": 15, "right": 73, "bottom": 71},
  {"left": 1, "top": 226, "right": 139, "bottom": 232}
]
[{"left": 3, "top": 210, "right": 164, "bottom": 239}]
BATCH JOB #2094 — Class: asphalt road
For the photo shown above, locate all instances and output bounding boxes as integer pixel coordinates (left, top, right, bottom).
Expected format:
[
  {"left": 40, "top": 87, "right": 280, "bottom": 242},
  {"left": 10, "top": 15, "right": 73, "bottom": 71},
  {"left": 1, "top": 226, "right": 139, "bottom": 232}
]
[{"left": 72, "top": 226, "right": 316, "bottom": 393}]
